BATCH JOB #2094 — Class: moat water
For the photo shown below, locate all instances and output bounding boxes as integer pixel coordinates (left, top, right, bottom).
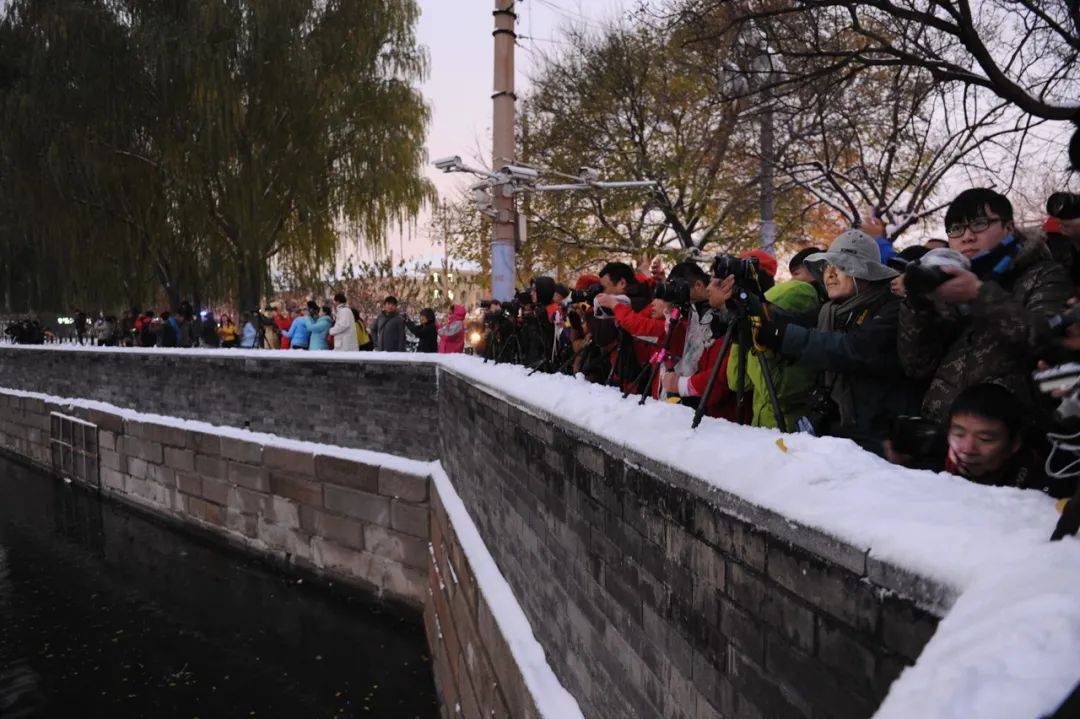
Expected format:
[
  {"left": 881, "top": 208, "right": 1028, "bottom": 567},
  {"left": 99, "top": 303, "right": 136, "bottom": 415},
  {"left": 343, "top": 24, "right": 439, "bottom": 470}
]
[{"left": 0, "top": 457, "right": 438, "bottom": 718}]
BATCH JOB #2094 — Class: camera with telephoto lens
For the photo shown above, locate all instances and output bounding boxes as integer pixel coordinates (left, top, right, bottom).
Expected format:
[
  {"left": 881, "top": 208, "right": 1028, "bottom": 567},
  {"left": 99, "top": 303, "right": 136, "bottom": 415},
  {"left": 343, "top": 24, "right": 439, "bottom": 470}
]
[
  {"left": 569, "top": 283, "right": 603, "bottom": 305},
  {"left": 796, "top": 385, "right": 840, "bottom": 436},
  {"left": 888, "top": 416, "right": 944, "bottom": 467},
  {"left": 1047, "top": 192, "right": 1080, "bottom": 220},
  {"left": 711, "top": 254, "right": 760, "bottom": 283},
  {"left": 888, "top": 248, "right": 970, "bottom": 299},
  {"left": 652, "top": 278, "right": 693, "bottom": 305}
]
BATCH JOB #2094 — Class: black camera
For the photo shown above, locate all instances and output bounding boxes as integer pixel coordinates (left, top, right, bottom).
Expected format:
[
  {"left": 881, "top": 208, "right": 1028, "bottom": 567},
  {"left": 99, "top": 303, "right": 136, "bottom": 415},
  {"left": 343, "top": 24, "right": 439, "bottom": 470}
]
[
  {"left": 900, "top": 262, "right": 951, "bottom": 297},
  {"left": 653, "top": 279, "right": 693, "bottom": 305},
  {"left": 796, "top": 385, "right": 839, "bottom": 436},
  {"left": 1047, "top": 192, "right": 1080, "bottom": 220},
  {"left": 711, "top": 254, "right": 760, "bottom": 283},
  {"left": 569, "top": 283, "right": 603, "bottom": 304},
  {"left": 479, "top": 299, "right": 499, "bottom": 310},
  {"left": 889, "top": 248, "right": 970, "bottom": 299},
  {"left": 889, "top": 416, "right": 944, "bottom": 464}
]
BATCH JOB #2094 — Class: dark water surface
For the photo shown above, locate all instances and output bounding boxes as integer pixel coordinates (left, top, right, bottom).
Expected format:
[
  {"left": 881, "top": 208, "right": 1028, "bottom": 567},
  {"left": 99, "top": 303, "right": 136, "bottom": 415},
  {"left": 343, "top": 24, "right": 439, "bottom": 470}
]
[{"left": 0, "top": 457, "right": 438, "bottom": 718}]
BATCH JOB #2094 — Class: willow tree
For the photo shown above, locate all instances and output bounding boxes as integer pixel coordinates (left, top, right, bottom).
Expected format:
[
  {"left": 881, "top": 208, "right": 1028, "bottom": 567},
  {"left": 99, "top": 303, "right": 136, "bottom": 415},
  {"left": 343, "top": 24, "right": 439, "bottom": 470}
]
[
  {"left": 148, "top": 0, "right": 433, "bottom": 310},
  {"left": 0, "top": 0, "right": 431, "bottom": 313}
]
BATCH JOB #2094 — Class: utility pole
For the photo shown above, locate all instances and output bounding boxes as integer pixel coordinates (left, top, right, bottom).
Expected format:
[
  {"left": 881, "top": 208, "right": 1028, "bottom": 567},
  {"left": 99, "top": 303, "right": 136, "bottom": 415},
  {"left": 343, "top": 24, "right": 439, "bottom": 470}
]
[
  {"left": 491, "top": 0, "right": 517, "bottom": 300},
  {"left": 759, "top": 94, "right": 776, "bottom": 255}
]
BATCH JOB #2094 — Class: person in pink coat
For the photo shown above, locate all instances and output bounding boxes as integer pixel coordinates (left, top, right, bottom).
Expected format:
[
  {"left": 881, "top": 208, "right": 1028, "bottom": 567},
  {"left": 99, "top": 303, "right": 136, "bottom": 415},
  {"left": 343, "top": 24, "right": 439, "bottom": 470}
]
[{"left": 437, "top": 304, "right": 467, "bottom": 353}]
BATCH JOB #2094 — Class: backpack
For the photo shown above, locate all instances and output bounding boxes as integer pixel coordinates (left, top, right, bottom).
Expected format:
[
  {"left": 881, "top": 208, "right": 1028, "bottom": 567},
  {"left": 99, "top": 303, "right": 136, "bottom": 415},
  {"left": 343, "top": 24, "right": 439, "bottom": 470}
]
[{"left": 355, "top": 318, "right": 372, "bottom": 347}]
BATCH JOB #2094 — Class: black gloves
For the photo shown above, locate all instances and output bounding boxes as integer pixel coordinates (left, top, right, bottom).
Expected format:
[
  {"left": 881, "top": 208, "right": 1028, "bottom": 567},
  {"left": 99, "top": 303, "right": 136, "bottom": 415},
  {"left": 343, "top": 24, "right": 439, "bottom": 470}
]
[{"left": 754, "top": 314, "right": 786, "bottom": 352}]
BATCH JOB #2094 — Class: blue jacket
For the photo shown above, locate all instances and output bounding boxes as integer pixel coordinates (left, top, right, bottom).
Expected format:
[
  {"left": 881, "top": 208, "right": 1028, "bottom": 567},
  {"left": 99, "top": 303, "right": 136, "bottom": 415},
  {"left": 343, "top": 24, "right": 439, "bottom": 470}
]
[
  {"left": 308, "top": 315, "right": 332, "bottom": 350},
  {"left": 875, "top": 235, "right": 896, "bottom": 263},
  {"left": 283, "top": 315, "right": 312, "bottom": 348},
  {"left": 240, "top": 322, "right": 258, "bottom": 348}
]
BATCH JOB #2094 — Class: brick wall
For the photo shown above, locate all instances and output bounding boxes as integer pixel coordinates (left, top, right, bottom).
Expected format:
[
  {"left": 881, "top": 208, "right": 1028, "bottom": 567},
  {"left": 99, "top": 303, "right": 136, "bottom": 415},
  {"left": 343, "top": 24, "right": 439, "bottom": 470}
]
[
  {"left": 0, "top": 389, "right": 430, "bottom": 607},
  {"left": 0, "top": 347, "right": 951, "bottom": 719},
  {"left": 426, "top": 485, "right": 543, "bottom": 719},
  {"left": 0, "top": 384, "right": 544, "bottom": 719},
  {"left": 0, "top": 349, "right": 438, "bottom": 459},
  {"left": 437, "top": 370, "right": 942, "bottom": 719}
]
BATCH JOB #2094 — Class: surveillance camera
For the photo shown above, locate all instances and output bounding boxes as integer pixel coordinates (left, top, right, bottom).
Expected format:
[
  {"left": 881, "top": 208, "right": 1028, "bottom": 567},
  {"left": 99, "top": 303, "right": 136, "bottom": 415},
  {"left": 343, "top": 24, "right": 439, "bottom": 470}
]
[
  {"left": 472, "top": 188, "right": 493, "bottom": 208},
  {"left": 434, "top": 155, "right": 463, "bottom": 171},
  {"left": 500, "top": 165, "right": 540, "bottom": 182},
  {"left": 579, "top": 167, "right": 600, "bottom": 183}
]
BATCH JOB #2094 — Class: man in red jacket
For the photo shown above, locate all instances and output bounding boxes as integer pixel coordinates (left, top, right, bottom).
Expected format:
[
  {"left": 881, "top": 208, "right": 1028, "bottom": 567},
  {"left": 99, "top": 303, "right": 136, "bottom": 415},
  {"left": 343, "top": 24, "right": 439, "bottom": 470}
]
[{"left": 660, "top": 270, "right": 739, "bottom": 420}]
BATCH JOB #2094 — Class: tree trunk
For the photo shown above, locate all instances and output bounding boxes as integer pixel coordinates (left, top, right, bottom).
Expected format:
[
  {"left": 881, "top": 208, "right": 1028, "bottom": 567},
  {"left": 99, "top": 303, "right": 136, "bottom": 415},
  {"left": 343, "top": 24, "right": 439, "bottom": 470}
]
[{"left": 237, "top": 252, "right": 264, "bottom": 313}]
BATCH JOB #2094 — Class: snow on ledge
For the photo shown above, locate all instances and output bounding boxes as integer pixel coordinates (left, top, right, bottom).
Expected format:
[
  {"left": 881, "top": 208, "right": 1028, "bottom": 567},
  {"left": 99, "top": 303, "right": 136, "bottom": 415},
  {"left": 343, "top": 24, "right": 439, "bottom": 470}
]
[
  {"left": 429, "top": 464, "right": 583, "bottom": 719},
  {"left": 5, "top": 346, "right": 1080, "bottom": 717}
]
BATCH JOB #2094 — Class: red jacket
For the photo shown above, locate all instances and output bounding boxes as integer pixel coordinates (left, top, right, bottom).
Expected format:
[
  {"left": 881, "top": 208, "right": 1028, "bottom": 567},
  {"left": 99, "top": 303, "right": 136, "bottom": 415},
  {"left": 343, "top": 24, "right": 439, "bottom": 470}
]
[
  {"left": 680, "top": 336, "right": 739, "bottom": 421},
  {"left": 613, "top": 303, "right": 688, "bottom": 398},
  {"left": 275, "top": 315, "right": 293, "bottom": 349}
]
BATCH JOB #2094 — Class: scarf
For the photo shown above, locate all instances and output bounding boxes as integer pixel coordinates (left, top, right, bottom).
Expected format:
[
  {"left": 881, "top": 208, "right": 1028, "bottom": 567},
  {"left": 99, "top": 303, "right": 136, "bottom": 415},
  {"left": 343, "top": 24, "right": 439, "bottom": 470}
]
[{"left": 674, "top": 303, "right": 716, "bottom": 377}]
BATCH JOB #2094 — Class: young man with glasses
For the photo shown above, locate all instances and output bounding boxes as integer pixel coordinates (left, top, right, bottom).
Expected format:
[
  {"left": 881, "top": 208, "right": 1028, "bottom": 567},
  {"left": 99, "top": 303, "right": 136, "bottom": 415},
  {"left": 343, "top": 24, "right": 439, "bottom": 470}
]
[{"left": 896, "top": 187, "right": 1072, "bottom": 422}]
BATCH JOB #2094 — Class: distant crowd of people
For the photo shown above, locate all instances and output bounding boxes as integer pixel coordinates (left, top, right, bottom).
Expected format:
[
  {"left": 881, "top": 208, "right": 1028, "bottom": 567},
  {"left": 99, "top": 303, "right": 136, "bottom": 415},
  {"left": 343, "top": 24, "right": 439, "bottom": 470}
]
[{"left": 65, "top": 293, "right": 471, "bottom": 355}]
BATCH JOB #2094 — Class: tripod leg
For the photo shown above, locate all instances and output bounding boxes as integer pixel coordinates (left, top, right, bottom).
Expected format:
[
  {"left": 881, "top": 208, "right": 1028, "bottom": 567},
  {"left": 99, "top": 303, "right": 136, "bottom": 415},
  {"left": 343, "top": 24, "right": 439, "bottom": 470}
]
[
  {"left": 691, "top": 321, "right": 737, "bottom": 430},
  {"left": 735, "top": 326, "right": 749, "bottom": 425},
  {"left": 755, "top": 351, "right": 787, "bottom": 433},
  {"left": 623, "top": 361, "right": 653, "bottom": 399}
]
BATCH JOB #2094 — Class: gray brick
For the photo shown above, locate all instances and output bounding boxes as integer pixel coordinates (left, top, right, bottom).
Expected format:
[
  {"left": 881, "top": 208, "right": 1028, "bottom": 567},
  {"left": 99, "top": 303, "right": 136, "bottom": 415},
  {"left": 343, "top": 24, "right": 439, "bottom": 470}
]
[
  {"left": 313, "top": 510, "right": 365, "bottom": 550},
  {"left": 263, "top": 446, "right": 315, "bottom": 476},
  {"left": 227, "top": 461, "right": 270, "bottom": 492},
  {"left": 363, "top": 524, "right": 428, "bottom": 570},
  {"left": 270, "top": 473, "right": 323, "bottom": 507},
  {"left": 163, "top": 446, "right": 195, "bottom": 472},
  {"left": 324, "top": 484, "right": 390, "bottom": 525},
  {"left": 378, "top": 467, "right": 429, "bottom": 502},
  {"left": 315, "top": 454, "right": 379, "bottom": 492},
  {"left": 194, "top": 453, "right": 226, "bottom": 480},
  {"left": 390, "top": 499, "right": 429, "bottom": 538},
  {"left": 220, "top": 436, "right": 262, "bottom": 465}
]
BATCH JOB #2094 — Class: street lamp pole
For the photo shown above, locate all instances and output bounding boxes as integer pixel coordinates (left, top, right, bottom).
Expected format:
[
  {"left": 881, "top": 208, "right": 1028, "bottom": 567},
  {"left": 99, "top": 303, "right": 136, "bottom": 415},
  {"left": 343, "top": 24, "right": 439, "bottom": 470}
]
[{"left": 491, "top": 0, "right": 517, "bottom": 301}]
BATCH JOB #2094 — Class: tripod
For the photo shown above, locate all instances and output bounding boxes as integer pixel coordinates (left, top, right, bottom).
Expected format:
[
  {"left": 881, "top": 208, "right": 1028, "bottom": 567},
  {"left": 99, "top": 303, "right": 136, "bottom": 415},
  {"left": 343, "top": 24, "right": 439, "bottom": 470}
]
[{"left": 690, "top": 297, "right": 787, "bottom": 432}]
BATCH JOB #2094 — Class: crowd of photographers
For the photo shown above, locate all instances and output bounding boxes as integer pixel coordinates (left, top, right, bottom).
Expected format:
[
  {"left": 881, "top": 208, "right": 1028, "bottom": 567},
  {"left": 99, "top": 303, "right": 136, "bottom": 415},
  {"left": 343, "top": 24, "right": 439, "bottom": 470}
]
[{"left": 481, "top": 187, "right": 1080, "bottom": 540}]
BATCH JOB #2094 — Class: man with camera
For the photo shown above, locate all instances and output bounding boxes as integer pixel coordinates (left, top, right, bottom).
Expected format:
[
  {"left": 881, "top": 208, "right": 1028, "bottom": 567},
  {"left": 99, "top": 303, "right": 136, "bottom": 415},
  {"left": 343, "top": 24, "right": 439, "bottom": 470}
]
[
  {"left": 897, "top": 188, "right": 1073, "bottom": 422},
  {"left": 586, "top": 262, "right": 652, "bottom": 388},
  {"left": 595, "top": 261, "right": 706, "bottom": 398},
  {"left": 653, "top": 264, "right": 740, "bottom": 419}
]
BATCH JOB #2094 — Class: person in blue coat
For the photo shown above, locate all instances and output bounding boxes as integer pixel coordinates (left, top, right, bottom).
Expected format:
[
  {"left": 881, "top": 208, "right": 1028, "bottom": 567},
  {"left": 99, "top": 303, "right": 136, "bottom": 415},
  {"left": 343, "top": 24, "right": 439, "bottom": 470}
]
[
  {"left": 308, "top": 306, "right": 333, "bottom": 350},
  {"left": 240, "top": 313, "right": 259, "bottom": 349},
  {"left": 282, "top": 308, "right": 312, "bottom": 349}
]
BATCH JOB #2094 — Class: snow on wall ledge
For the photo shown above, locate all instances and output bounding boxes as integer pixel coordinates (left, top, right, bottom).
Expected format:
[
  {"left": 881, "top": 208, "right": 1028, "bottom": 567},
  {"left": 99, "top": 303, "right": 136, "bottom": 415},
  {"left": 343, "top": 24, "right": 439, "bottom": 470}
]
[{"left": 1, "top": 344, "right": 1078, "bottom": 718}]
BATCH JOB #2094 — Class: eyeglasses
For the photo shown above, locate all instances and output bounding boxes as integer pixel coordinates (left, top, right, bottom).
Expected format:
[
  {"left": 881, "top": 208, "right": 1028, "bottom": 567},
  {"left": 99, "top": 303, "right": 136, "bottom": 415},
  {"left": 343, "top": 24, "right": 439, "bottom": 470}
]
[{"left": 945, "top": 217, "right": 1003, "bottom": 238}]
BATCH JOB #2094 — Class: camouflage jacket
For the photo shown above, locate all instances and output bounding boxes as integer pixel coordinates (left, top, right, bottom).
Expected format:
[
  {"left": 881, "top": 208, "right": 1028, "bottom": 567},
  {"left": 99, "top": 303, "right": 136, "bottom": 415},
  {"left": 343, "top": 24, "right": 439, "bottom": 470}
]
[{"left": 898, "top": 235, "right": 1072, "bottom": 421}]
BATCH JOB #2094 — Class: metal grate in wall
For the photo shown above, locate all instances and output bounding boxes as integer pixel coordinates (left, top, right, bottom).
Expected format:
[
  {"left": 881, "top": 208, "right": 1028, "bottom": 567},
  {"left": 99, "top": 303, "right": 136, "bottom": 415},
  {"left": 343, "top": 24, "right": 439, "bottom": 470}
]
[{"left": 49, "top": 412, "right": 100, "bottom": 489}]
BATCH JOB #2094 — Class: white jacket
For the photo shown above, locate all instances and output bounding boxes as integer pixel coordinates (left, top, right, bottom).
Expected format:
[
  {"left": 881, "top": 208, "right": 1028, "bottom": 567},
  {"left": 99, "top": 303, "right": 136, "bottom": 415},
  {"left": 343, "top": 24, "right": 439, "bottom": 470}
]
[{"left": 329, "top": 303, "right": 359, "bottom": 351}]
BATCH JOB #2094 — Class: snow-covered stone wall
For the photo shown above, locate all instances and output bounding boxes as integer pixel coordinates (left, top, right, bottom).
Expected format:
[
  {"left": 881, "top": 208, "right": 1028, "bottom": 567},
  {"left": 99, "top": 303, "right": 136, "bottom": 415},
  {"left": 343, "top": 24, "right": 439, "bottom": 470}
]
[
  {"left": 0, "top": 383, "right": 578, "bottom": 719},
  {"left": 2, "top": 345, "right": 1077, "bottom": 719},
  {"left": 0, "top": 346, "right": 439, "bottom": 459}
]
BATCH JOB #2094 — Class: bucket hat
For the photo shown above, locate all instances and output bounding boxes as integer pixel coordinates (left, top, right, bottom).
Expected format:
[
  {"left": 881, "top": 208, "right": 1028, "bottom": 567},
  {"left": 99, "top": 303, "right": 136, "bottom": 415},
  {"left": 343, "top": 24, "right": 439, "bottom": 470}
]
[{"left": 804, "top": 229, "right": 898, "bottom": 282}]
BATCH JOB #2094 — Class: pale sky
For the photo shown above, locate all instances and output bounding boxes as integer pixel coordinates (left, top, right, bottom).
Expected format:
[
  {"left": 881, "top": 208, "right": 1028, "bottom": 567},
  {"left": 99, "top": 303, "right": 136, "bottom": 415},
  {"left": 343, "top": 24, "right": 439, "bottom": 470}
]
[{"left": 372, "top": 0, "right": 643, "bottom": 263}]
